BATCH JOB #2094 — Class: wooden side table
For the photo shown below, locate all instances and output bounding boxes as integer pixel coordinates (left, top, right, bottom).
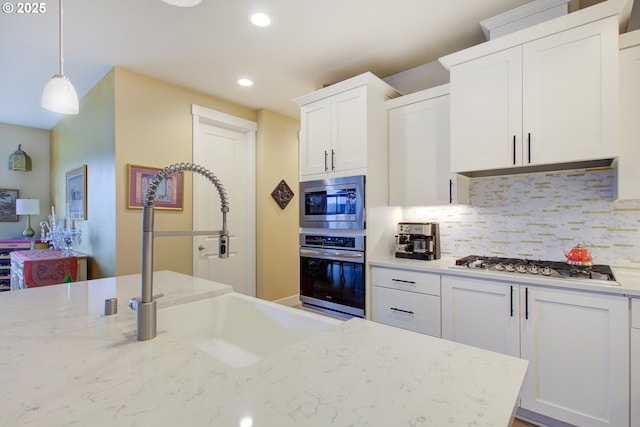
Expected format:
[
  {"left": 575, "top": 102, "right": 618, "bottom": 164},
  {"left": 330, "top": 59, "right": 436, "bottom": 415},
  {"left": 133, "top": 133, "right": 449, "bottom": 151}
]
[
  {"left": 0, "top": 240, "right": 46, "bottom": 291},
  {"left": 10, "top": 250, "right": 88, "bottom": 290}
]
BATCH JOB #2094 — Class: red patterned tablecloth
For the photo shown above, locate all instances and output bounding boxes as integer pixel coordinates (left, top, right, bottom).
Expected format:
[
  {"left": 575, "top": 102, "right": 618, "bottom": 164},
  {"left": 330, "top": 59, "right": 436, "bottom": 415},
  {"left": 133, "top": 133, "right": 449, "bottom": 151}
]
[{"left": 14, "top": 250, "right": 78, "bottom": 287}]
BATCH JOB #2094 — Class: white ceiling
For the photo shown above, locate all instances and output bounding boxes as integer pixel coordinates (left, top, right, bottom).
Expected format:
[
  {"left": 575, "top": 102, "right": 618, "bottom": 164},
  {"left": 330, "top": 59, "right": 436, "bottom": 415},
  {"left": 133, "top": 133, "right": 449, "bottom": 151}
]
[{"left": 2, "top": 0, "right": 597, "bottom": 130}]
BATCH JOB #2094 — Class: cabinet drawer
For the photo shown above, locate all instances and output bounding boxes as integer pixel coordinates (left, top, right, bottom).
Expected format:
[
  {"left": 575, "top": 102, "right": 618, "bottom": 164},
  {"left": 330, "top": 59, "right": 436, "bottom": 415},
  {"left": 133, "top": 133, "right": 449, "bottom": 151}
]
[
  {"left": 371, "top": 266, "right": 440, "bottom": 296},
  {"left": 372, "top": 286, "right": 441, "bottom": 337},
  {"left": 633, "top": 298, "right": 640, "bottom": 329}
]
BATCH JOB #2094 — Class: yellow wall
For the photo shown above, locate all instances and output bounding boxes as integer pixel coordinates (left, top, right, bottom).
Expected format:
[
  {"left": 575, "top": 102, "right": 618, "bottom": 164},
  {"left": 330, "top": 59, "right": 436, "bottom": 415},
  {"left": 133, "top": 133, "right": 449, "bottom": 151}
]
[
  {"left": 0, "top": 123, "right": 50, "bottom": 239},
  {"left": 51, "top": 69, "right": 116, "bottom": 278},
  {"left": 255, "top": 110, "right": 300, "bottom": 301},
  {"left": 50, "top": 66, "right": 302, "bottom": 302},
  {"left": 113, "top": 67, "right": 257, "bottom": 277}
]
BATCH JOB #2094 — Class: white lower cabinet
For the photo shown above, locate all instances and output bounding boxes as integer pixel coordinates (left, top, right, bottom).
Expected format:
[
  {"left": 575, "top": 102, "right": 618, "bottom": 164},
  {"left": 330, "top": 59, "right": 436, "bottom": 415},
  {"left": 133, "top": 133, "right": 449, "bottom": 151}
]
[
  {"left": 371, "top": 266, "right": 441, "bottom": 337},
  {"left": 441, "top": 275, "right": 629, "bottom": 427},
  {"left": 632, "top": 298, "right": 640, "bottom": 427}
]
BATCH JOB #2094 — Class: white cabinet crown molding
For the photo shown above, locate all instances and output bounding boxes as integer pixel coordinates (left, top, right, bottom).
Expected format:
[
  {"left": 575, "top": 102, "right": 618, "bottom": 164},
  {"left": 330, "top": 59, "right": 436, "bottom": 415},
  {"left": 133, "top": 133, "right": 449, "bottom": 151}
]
[
  {"left": 440, "top": 0, "right": 632, "bottom": 70},
  {"left": 620, "top": 28, "right": 640, "bottom": 49},
  {"left": 293, "top": 71, "right": 400, "bottom": 106},
  {"left": 384, "top": 84, "right": 450, "bottom": 110}
]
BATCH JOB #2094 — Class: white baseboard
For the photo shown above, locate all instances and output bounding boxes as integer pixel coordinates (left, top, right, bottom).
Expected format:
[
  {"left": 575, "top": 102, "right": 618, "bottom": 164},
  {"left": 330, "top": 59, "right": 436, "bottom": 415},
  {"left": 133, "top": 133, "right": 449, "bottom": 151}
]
[{"left": 272, "top": 294, "right": 301, "bottom": 307}]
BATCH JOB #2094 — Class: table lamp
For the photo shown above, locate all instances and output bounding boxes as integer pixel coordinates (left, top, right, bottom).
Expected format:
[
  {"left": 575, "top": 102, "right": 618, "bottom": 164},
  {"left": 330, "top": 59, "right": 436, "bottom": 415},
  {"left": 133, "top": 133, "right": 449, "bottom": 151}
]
[{"left": 16, "top": 199, "right": 40, "bottom": 238}]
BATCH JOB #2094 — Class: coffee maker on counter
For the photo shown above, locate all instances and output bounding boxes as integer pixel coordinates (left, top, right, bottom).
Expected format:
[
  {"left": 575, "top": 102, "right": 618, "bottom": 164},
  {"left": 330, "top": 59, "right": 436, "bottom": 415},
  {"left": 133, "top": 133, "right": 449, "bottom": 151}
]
[{"left": 395, "top": 222, "right": 441, "bottom": 260}]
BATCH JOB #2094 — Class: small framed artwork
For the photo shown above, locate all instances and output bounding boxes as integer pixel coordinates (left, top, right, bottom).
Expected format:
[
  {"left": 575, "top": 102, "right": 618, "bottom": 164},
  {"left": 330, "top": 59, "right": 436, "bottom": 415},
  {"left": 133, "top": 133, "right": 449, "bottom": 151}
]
[
  {"left": 66, "top": 165, "right": 87, "bottom": 220},
  {"left": 0, "top": 189, "right": 19, "bottom": 222},
  {"left": 127, "top": 164, "right": 184, "bottom": 210}
]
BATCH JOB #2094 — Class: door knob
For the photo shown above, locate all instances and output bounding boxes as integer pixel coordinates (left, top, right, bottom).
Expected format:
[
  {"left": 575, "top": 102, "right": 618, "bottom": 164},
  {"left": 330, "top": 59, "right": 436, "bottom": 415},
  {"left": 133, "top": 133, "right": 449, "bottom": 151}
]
[{"left": 198, "top": 245, "right": 206, "bottom": 251}]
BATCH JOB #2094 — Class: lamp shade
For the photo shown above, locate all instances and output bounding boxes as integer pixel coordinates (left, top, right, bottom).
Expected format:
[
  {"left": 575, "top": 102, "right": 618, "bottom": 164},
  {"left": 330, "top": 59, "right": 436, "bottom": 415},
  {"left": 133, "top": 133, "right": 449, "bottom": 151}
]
[
  {"left": 42, "top": 74, "right": 79, "bottom": 114},
  {"left": 16, "top": 199, "right": 40, "bottom": 216}
]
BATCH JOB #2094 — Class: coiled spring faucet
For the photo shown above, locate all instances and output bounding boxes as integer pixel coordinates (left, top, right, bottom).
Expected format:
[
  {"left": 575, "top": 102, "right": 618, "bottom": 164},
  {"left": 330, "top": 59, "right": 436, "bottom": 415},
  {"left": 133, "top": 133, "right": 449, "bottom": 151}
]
[{"left": 131, "top": 162, "right": 230, "bottom": 341}]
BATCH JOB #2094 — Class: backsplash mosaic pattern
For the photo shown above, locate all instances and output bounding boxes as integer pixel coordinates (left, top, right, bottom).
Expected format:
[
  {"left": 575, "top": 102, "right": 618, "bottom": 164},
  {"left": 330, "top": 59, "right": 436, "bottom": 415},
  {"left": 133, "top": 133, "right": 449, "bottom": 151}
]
[{"left": 403, "top": 167, "right": 640, "bottom": 269}]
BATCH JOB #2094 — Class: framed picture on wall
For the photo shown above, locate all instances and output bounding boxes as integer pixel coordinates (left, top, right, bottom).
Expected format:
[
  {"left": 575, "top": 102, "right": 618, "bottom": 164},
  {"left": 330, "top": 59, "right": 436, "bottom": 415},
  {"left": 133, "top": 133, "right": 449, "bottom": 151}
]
[
  {"left": 66, "top": 165, "right": 87, "bottom": 220},
  {"left": 127, "top": 164, "right": 184, "bottom": 210},
  {"left": 0, "top": 189, "right": 19, "bottom": 222}
]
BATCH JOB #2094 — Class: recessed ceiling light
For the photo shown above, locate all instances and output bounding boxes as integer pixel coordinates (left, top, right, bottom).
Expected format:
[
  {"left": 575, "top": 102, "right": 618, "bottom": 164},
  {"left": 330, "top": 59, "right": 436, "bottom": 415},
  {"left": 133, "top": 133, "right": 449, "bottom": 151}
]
[
  {"left": 238, "top": 78, "right": 253, "bottom": 87},
  {"left": 160, "top": 0, "right": 202, "bottom": 7},
  {"left": 250, "top": 12, "right": 271, "bottom": 27}
]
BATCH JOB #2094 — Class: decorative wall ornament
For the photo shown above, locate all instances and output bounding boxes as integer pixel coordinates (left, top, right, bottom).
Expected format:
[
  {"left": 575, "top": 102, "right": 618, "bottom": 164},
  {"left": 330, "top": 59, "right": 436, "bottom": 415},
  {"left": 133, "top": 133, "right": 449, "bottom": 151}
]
[
  {"left": 271, "top": 179, "right": 294, "bottom": 210},
  {"left": 8, "top": 144, "right": 32, "bottom": 171}
]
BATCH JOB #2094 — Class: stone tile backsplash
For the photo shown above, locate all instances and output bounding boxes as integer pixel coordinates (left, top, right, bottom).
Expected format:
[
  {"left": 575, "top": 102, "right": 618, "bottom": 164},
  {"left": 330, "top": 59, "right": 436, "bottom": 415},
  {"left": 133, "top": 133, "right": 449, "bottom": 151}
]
[{"left": 403, "top": 167, "right": 640, "bottom": 269}]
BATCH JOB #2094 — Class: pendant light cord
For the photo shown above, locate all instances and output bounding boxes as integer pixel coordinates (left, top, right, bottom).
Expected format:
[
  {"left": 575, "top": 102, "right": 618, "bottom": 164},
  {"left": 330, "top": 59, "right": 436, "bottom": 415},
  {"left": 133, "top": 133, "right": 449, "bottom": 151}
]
[{"left": 59, "top": 0, "right": 64, "bottom": 76}]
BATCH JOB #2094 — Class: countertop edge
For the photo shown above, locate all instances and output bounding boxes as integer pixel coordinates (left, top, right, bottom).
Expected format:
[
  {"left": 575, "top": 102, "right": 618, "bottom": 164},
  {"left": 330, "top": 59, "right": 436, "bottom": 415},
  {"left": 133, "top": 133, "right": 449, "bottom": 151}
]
[{"left": 369, "top": 256, "right": 640, "bottom": 297}]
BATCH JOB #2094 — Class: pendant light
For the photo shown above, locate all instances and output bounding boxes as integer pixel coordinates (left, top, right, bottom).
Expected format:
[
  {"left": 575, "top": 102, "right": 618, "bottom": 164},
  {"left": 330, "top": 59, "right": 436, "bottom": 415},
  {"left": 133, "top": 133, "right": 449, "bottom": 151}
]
[
  {"left": 41, "top": 0, "right": 78, "bottom": 115},
  {"left": 160, "top": 0, "right": 202, "bottom": 6}
]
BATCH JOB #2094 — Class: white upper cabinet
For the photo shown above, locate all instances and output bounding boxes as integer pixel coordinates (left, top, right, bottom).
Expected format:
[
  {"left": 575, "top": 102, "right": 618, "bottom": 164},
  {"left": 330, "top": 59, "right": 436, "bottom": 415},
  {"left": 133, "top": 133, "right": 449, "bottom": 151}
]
[
  {"left": 446, "top": 16, "right": 619, "bottom": 174},
  {"left": 617, "top": 30, "right": 640, "bottom": 200},
  {"left": 449, "top": 47, "right": 522, "bottom": 172},
  {"left": 294, "top": 72, "right": 399, "bottom": 181},
  {"left": 387, "top": 85, "right": 469, "bottom": 206}
]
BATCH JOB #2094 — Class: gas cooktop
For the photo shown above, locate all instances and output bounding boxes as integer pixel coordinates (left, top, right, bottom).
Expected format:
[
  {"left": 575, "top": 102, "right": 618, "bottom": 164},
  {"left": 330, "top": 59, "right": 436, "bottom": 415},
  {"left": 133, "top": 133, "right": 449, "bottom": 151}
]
[{"left": 453, "top": 255, "right": 618, "bottom": 284}]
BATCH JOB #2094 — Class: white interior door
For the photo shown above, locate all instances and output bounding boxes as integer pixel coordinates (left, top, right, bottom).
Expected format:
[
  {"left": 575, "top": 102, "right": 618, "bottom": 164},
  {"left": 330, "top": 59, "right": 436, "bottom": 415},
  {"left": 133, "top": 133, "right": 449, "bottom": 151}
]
[{"left": 192, "top": 105, "right": 256, "bottom": 296}]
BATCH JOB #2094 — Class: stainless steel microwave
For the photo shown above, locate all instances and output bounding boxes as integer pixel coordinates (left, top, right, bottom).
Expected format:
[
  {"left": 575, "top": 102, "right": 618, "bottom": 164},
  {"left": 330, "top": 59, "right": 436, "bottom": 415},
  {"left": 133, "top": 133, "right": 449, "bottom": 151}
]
[{"left": 299, "top": 175, "right": 365, "bottom": 229}]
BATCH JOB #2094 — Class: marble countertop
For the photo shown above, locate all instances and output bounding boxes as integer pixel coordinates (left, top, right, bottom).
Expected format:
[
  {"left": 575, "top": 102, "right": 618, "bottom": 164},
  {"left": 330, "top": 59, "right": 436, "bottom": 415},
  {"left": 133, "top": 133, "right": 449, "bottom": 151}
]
[
  {"left": 369, "top": 256, "right": 640, "bottom": 297},
  {"left": 0, "top": 270, "right": 528, "bottom": 426}
]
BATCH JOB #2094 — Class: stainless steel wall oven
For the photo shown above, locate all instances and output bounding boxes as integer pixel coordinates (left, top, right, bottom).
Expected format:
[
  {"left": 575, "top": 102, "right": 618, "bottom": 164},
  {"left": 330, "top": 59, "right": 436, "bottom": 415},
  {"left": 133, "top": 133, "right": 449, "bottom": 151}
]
[{"left": 299, "top": 233, "right": 365, "bottom": 319}]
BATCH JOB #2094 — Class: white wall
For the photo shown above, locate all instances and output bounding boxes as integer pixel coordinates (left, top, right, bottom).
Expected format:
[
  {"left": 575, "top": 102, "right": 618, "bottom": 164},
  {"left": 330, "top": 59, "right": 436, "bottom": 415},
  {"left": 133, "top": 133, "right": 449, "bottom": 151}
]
[{"left": 0, "top": 122, "right": 50, "bottom": 240}]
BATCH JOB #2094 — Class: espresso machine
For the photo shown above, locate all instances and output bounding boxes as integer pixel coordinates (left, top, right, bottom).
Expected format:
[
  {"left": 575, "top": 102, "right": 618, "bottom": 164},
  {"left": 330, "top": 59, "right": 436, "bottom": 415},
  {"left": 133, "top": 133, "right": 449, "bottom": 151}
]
[{"left": 395, "top": 222, "right": 441, "bottom": 260}]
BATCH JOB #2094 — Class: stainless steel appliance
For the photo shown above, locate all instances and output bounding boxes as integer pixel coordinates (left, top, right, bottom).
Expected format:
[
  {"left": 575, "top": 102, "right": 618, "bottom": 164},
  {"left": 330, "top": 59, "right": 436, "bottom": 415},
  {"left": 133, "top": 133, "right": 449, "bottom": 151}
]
[
  {"left": 395, "top": 222, "right": 441, "bottom": 260},
  {"left": 299, "top": 233, "right": 365, "bottom": 319},
  {"left": 299, "top": 175, "right": 365, "bottom": 229},
  {"left": 453, "top": 255, "right": 618, "bottom": 285}
]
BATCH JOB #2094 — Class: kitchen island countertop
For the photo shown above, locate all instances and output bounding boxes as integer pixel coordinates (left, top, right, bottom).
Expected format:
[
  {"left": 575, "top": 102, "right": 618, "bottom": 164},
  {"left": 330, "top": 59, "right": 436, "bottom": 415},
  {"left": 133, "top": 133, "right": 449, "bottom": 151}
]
[{"left": 0, "top": 270, "right": 527, "bottom": 426}]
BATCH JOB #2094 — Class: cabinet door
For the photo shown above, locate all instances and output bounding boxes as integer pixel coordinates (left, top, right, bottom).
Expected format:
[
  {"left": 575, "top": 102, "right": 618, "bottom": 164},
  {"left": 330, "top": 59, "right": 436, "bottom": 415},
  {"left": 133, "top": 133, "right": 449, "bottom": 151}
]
[
  {"left": 300, "top": 98, "right": 331, "bottom": 177},
  {"left": 520, "top": 287, "right": 629, "bottom": 427},
  {"left": 522, "top": 17, "right": 618, "bottom": 165},
  {"left": 389, "top": 94, "right": 452, "bottom": 206},
  {"left": 449, "top": 46, "right": 522, "bottom": 172},
  {"left": 617, "top": 42, "right": 640, "bottom": 199},
  {"left": 331, "top": 85, "right": 368, "bottom": 173},
  {"left": 632, "top": 327, "right": 640, "bottom": 427},
  {"left": 441, "top": 276, "right": 520, "bottom": 357}
]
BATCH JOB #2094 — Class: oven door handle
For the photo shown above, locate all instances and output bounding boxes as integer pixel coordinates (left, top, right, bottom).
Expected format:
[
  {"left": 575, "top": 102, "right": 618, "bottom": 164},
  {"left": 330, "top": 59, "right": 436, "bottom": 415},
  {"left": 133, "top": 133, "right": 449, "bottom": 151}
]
[{"left": 300, "top": 248, "right": 364, "bottom": 261}]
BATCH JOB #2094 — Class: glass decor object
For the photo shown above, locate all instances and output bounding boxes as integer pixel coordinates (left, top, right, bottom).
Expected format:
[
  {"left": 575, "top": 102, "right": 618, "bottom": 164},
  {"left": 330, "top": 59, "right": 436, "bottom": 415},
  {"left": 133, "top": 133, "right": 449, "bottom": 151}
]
[
  {"left": 40, "top": 206, "right": 81, "bottom": 255},
  {"left": 8, "top": 145, "right": 32, "bottom": 171}
]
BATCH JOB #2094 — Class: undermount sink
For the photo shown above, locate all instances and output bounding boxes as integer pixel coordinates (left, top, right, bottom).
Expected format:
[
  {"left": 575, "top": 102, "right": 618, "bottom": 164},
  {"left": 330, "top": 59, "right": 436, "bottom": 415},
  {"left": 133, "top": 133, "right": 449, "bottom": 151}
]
[{"left": 158, "top": 292, "right": 342, "bottom": 367}]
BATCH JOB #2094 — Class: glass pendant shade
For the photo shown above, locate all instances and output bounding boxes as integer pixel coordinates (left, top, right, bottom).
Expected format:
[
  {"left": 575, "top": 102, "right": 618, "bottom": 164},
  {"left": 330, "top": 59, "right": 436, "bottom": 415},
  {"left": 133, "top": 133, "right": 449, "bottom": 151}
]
[
  {"left": 42, "top": 0, "right": 79, "bottom": 115},
  {"left": 160, "top": 0, "right": 202, "bottom": 6},
  {"left": 8, "top": 144, "right": 33, "bottom": 171},
  {"left": 42, "top": 74, "right": 79, "bottom": 114}
]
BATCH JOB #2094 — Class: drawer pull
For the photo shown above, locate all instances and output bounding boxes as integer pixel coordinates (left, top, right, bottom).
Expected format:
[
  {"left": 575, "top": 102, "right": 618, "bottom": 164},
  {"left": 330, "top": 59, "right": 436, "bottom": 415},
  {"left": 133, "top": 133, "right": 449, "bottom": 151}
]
[
  {"left": 390, "top": 307, "right": 414, "bottom": 315},
  {"left": 391, "top": 278, "right": 415, "bottom": 285}
]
